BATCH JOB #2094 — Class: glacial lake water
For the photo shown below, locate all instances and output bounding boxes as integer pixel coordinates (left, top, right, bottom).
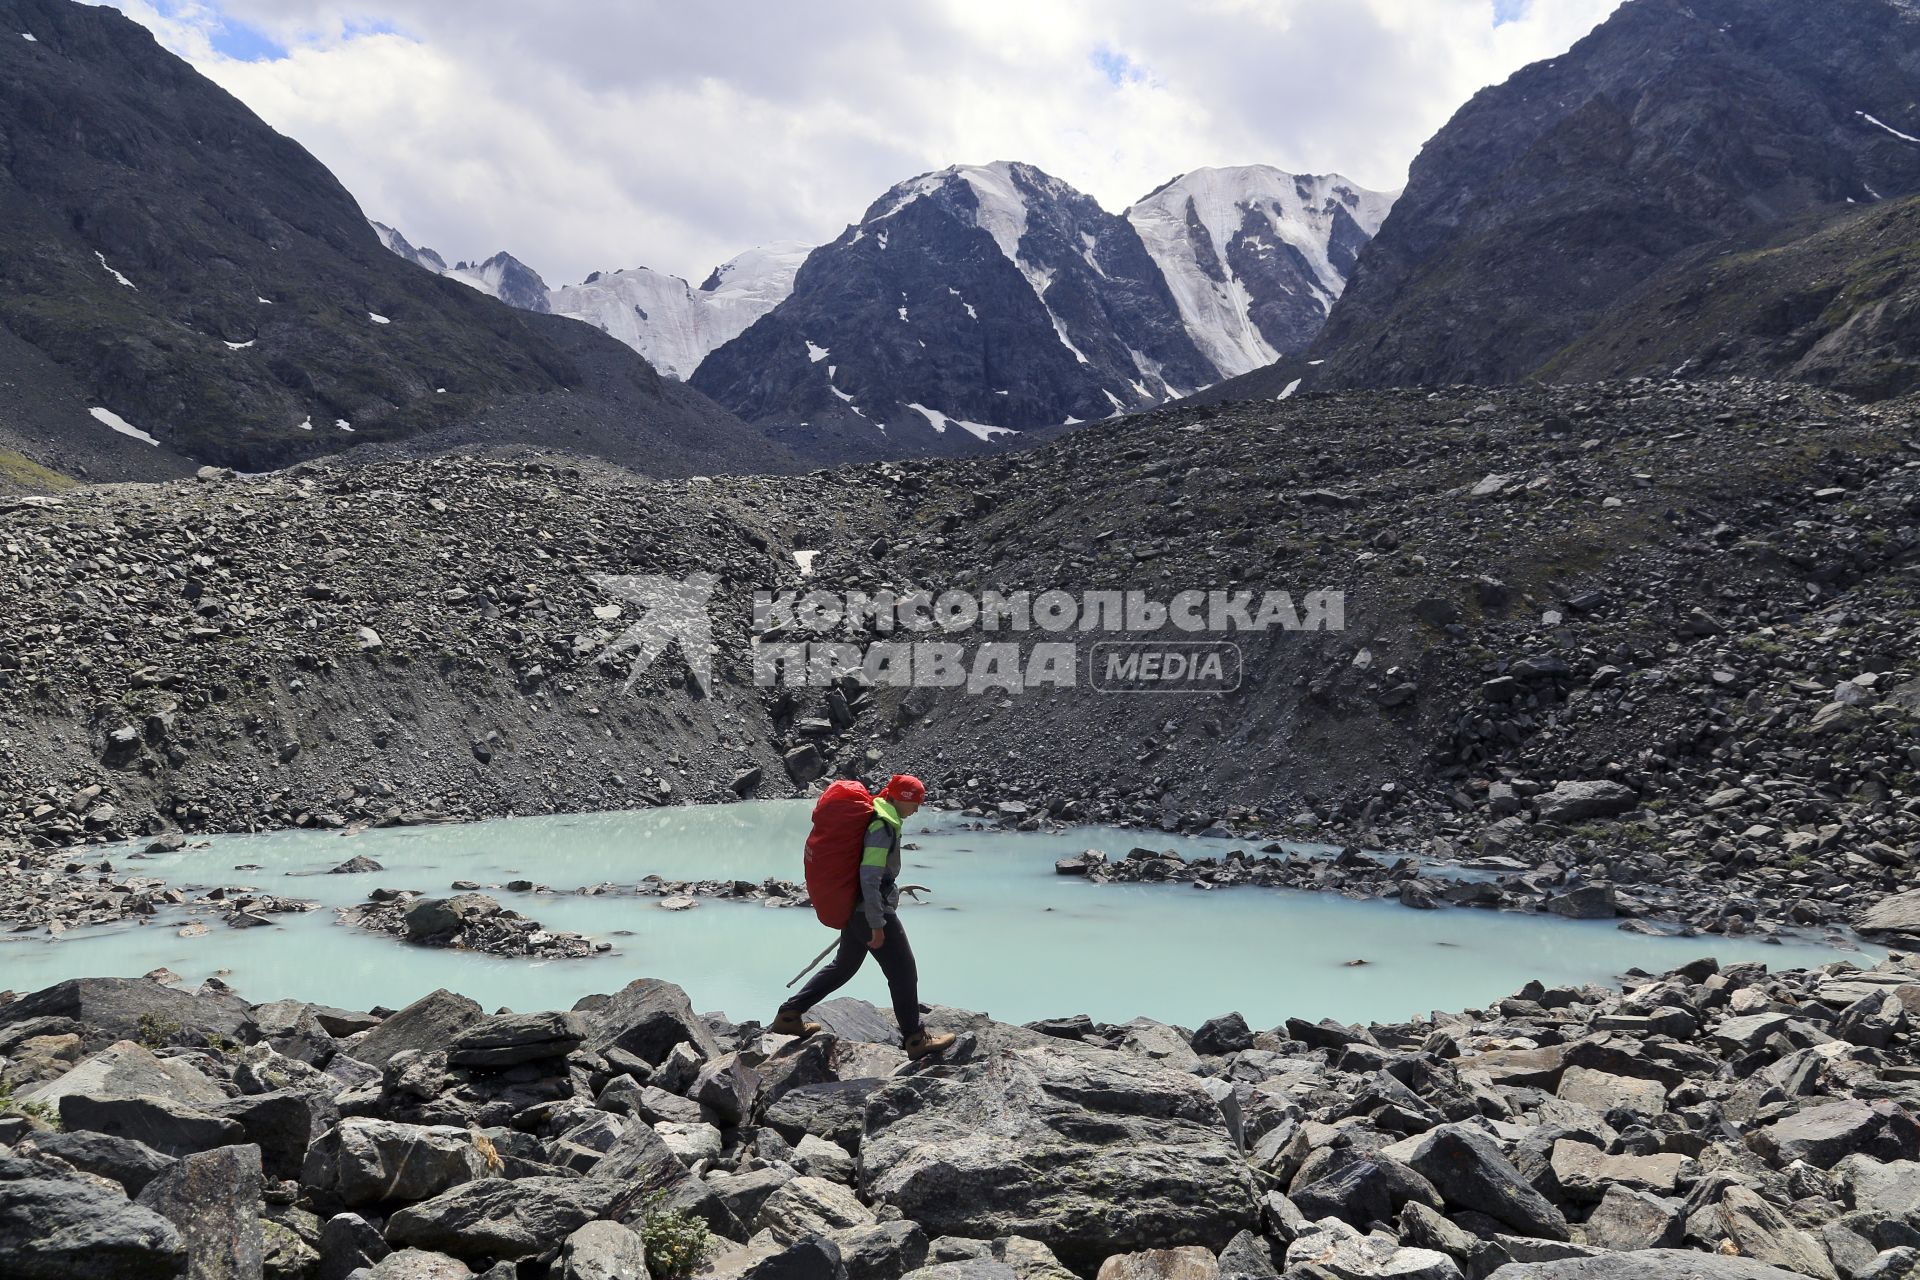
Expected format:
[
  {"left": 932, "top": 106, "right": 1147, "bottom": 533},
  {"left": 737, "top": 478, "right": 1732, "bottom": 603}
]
[{"left": 1, "top": 802, "right": 1877, "bottom": 1030}]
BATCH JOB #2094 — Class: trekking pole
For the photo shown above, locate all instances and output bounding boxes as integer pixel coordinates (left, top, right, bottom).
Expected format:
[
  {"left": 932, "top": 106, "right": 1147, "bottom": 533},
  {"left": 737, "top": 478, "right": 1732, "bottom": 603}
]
[{"left": 786, "top": 940, "right": 839, "bottom": 989}]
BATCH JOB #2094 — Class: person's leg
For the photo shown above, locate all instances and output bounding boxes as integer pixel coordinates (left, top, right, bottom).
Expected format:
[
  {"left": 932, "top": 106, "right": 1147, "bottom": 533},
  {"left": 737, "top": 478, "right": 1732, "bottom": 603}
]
[
  {"left": 779, "top": 921, "right": 868, "bottom": 1019},
  {"left": 870, "top": 911, "right": 922, "bottom": 1038}
]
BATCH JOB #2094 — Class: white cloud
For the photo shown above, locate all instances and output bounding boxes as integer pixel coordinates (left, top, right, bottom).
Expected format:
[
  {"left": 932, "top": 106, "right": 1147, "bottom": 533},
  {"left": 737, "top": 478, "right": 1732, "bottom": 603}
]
[{"left": 103, "top": 0, "right": 1624, "bottom": 286}]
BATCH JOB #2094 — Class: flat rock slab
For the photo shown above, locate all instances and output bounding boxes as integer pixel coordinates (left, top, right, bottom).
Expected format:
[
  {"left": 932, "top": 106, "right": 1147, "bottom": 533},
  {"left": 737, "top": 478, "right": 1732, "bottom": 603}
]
[
  {"left": 61, "top": 1093, "right": 246, "bottom": 1158},
  {"left": 1487, "top": 1253, "right": 1808, "bottom": 1280},
  {"left": 1557, "top": 1067, "right": 1667, "bottom": 1117},
  {"left": 860, "top": 1038, "right": 1257, "bottom": 1271},
  {"left": 351, "top": 989, "right": 484, "bottom": 1070},
  {"left": 1752, "top": 1100, "right": 1920, "bottom": 1169},
  {"left": 21, "top": 1038, "right": 225, "bottom": 1108},
  {"left": 0, "top": 978, "right": 256, "bottom": 1053},
  {"left": 384, "top": 1176, "right": 616, "bottom": 1261}
]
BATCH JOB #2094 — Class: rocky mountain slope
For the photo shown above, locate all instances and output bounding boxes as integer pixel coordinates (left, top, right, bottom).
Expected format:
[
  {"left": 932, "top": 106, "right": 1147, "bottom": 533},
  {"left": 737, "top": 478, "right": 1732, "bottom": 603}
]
[
  {"left": 1307, "top": 0, "right": 1920, "bottom": 393},
  {"left": 1541, "top": 195, "right": 1920, "bottom": 401},
  {"left": 3, "top": 378, "right": 1916, "bottom": 946},
  {"left": 689, "top": 162, "right": 1222, "bottom": 460},
  {"left": 547, "top": 243, "right": 813, "bottom": 381},
  {"left": 0, "top": 0, "right": 773, "bottom": 478},
  {"left": 1126, "top": 166, "right": 1395, "bottom": 379}
]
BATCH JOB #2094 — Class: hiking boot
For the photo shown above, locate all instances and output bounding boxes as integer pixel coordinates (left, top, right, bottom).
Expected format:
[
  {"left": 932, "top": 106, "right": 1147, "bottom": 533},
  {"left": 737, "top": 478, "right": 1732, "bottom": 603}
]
[
  {"left": 771, "top": 1009, "right": 821, "bottom": 1038},
  {"left": 905, "top": 1028, "right": 955, "bottom": 1058}
]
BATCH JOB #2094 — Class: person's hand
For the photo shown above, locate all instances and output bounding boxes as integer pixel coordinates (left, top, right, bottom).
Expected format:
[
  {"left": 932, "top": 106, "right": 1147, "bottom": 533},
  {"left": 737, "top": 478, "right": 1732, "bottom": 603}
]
[{"left": 868, "top": 927, "right": 885, "bottom": 950}]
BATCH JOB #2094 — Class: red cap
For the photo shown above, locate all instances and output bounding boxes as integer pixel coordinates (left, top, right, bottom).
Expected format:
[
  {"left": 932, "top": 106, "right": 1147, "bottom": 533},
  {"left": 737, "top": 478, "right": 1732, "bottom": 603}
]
[{"left": 880, "top": 774, "right": 926, "bottom": 804}]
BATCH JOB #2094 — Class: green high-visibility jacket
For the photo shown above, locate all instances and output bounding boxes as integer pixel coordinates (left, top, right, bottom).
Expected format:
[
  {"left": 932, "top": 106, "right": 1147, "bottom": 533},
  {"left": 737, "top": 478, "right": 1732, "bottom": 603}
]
[{"left": 857, "top": 796, "right": 903, "bottom": 929}]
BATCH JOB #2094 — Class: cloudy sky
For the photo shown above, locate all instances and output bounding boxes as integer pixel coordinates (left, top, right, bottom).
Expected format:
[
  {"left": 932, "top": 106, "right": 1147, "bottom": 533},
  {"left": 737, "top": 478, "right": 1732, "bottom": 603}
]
[{"left": 105, "top": 0, "right": 1623, "bottom": 287}]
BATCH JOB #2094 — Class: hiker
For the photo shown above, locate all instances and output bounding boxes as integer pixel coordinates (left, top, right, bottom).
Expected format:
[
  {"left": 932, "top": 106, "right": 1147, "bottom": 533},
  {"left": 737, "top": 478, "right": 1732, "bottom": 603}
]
[{"left": 774, "top": 773, "right": 955, "bottom": 1057}]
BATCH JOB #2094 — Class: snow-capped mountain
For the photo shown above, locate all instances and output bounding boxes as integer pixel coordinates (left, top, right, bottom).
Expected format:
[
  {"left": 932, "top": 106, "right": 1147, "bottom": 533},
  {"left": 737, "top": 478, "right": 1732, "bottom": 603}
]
[
  {"left": 690, "top": 161, "right": 1218, "bottom": 458},
  {"left": 1126, "top": 167, "right": 1397, "bottom": 378},
  {"left": 369, "top": 221, "right": 552, "bottom": 314},
  {"left": 548, "top": 242, "right": 810, "bottom": 380}
]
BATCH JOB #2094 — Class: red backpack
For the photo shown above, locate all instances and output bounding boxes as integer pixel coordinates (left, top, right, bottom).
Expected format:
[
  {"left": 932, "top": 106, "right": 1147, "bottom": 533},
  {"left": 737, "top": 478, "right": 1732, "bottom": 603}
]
[{"left": 805, "top": 779, "right": 874, "bottom": 928}]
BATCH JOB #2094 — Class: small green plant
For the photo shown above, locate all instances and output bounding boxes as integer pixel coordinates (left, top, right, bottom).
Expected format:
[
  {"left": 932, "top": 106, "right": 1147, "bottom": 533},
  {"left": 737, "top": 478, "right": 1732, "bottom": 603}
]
[
  {"left": 0, "top": 1078, "right": 60, "bottom": 1128},
  {"left": 639, "top": 1192, "right": 714, "bottom": 1279},
  {"left": 136, "top": 1013, "right": 182, "bottom": 1050}
]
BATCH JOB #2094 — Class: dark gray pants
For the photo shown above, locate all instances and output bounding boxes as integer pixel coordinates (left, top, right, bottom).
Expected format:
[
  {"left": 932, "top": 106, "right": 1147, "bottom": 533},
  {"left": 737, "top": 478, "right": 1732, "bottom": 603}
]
[{"left": 781, "top": 910, "right": 920, "bottom": 1037}]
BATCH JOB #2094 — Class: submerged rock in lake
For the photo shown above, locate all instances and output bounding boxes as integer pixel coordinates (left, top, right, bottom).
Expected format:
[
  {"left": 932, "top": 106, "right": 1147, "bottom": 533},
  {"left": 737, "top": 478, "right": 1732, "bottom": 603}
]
[{"left": 337, "top": 890, "right": 605, "bottom": 960}]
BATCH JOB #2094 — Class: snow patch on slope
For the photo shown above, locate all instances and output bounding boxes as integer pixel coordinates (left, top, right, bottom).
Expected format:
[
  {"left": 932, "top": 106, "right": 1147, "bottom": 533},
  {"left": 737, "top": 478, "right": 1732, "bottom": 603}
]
[
  {"left": 91, "top": 407, "right": 157, "bottom": 446},
  {"left": 908, "top": 403, "right": 1016, "bottom": 441},
  {"left": 95, "top": 252, "right": 136, "bottom": 290},
  {"left": 1859, "top": 110, "right": 1920, "bottom": 144}
]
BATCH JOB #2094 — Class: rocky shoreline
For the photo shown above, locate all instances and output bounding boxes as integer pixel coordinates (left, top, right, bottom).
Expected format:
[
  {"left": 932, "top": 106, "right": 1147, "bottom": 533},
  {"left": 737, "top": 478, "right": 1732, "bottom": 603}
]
[{"left": 6, "top": 952, "right": 1920, "bottom": 1280}]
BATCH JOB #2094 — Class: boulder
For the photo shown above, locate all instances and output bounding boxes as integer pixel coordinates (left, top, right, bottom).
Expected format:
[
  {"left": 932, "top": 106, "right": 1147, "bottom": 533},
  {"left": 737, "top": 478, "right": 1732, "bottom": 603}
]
[
  {"left": 1487, "top": 1255, "right": 1808, "bottom": 1280},
  {"left": 1557, "top": 1068, "right": 1667, "bottom": 1117},
  {"left": 1548, "top": 1142, "right": 1687, "bottom": 1203},
  {"left": 404, "top": 894, "right": 502, "bottom": 940},
  {"left": 827, "top": 1222, "right": 930, "bottom": 1280},
  {"left": 133, "top": 1143, "right": 266, "bottom": 1280},
  {"left": 369, "top": 1251, "right": 473, "bottom": 1280},
  {"left": 0, "top": 978, "right": 256, "bottom": 1052},
  {"left": 1192, "top": 1014, "right": 1256, "bottom": 1057},
  {"left": 1545, "top": 886, "right": 1617, "bottom": 920},
  {"left": 213, "top": 1089, "right": 336, "bottom": 1182},
  {"left": 813, "top": 998, "right": 902, "bottom": 1047},
  {"left": 446, "top": 1011, "right": 588, "bottom": 1069},
  {"left": 383, "top": 1177, "right": 615, "bottom": 1261},
  {"left": 319, "top": 1211, "right": 390, "bottom": 1279},
  {"left": 1397, "top": 1125, "right": 1571, "bottom": 1241},
  {"left": 20, "top": 1039, "right": 225, "bottom": 1108},
  {"left": 302, "top": 1118, "right": 489, "bottom": 1207},
  {"left": 796, "top": 1133, "right": 858, "bottom": 1184},
  {"left": 713, "top": 1167, "right": 799, "bottom": 1224},
  {"left": 1578, "top": 1186, "right": 1683, "bottom": 1251},
  {"left": 1533, "top": 782, "right": 1637, "bottom": 825},
  {"left": 1752, "top": 1101, "right": 1920, "bottom": 1170},
  {"left": 1858, "top": 892, "right": 1920, "bottom": 937},
  {"left": 754, "top": 1175, "right": 877, "bottom": 1245},
  {"left": 252, "top": 1000, "right": 338, "bottom": 1066},
  {"left": 1292, "top": 1155, "right": 1444, "bottom": 1227},
  {"left": 0, "top": 1172, "right": 187, "bottom": 1279},
  {"left": 26, "top": 1128, "right": 177, "bottom": 1196},
  {"left": 1096, "top": 1247, "right": 1221, "bottom": 1280},
  {"left": 692, "top": 1052, "right": 762, "bottom": 1126},
  {"left": 765, "top": 1080, "right": 886, "bottom": 1151},
  {"left": 1217, "top": 1231, "right": 1280, "bottom": 1280},
  {"left": 351, "top": 991, "right": 485, "bottom": 1070},
  {"left": 1285, "top": 1219, "right": 1462, "bottom": 1280},
  {"left": 1708, "top": 1185, "right": 1837, "bottom": 1280},
  {"left": 559, "top": 1220, "right": 650, "bottom": 1280},
  {"left": 589, "top": 979, "right": 721, "bottom": 1066},
  {"left": 903, "top": 1266, "right": 1018, "bottom": 1280},
  {"left": 61, "top": 1093, "right": 246, "bottom": 1158},
  {"left": 860, "top": 1034, "right": 1257, "bottom": 1270},
  {"left": 747, "top": 1237, "right": 849, "bottom": 1280},
  {"left": 1834, "top": 1155, "right": 1920, "bottom": 1218}
]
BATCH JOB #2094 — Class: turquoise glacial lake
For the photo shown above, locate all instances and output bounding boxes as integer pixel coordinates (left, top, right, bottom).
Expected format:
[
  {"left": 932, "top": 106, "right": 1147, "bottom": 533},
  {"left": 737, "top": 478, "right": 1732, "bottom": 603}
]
[{"left": 0, "top": 801, "right": 1875, "bottom": 1029}]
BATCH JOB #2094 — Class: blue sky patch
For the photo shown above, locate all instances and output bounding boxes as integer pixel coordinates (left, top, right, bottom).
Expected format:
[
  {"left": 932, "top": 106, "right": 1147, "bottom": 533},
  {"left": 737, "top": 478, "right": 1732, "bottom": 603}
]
[
  {"left": 1492, "top": 0, "right": 1532, "bottom": 25},
  {"left": 1091, "top": 45, "right": 1148, "bottom": 86},
  {"left": 209, "top": 16, "right": 287, "bottom": 62}
]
